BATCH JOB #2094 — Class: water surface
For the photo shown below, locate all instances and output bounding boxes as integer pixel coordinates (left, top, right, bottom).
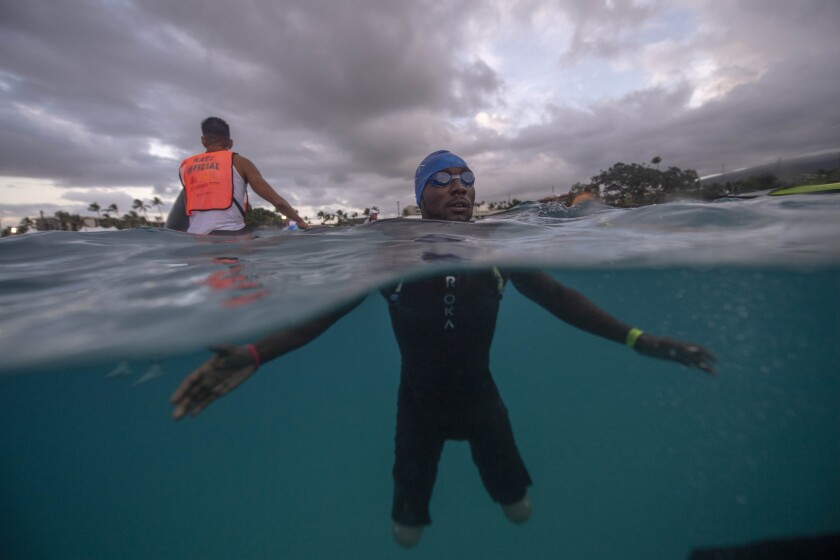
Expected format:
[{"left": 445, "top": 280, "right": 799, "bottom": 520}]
[{"left": 1, "top": 196, "right": 838, "bottom": 559}]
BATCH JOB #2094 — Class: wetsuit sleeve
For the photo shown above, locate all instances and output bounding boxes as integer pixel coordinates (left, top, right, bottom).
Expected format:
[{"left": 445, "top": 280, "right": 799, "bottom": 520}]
[
  {"left": 508, "top": 270, "right": 631, "bottom": 344},
  {"left": 251, "top": 295, "right": 365, "bottom": 363},
  {"left": 510, "top": 270, "right": 718, "bottom": 375}
]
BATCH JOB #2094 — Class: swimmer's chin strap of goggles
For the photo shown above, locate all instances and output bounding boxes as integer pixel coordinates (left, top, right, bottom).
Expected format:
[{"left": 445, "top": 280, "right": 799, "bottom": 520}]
[{"left": 429, "top": 170, "right": 475, "bottom": 187}]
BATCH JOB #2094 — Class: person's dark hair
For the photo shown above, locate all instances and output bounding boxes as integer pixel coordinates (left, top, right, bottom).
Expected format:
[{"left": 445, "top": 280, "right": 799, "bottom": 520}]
[{"left": 201, "top": 117, "right": 230, "bottom": 141}]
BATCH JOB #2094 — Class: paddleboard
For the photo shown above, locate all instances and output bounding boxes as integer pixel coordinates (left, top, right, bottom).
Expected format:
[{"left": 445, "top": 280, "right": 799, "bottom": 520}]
[{"left": 768, "top": 182, "right": 840, "bottom": 196}]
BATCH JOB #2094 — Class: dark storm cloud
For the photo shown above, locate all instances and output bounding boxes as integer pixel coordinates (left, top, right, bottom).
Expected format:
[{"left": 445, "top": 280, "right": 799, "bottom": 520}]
[
  {"left": 0, "top": 0, "right": 838, "bottom": 220},
  {"left": 0, "top": 1, "right": 475, "bottom": 184},
  {"left": 0, "top": 1, "right": 196, "bottom": 184},
  {"left": 135, "top": 0, "right": 498, "bottom": 173}
]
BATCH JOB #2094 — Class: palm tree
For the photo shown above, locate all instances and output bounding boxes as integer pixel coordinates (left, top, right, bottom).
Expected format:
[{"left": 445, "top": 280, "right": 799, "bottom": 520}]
[
  {"left": 107, "top": 203, "right": 118, "bottom": 215},
  {"left": 132, "top": 199, "right": 149, "bottom": 222},
  {"left": 87, "top": 202, "right": 101, "bottom": 224},
  {"left": 150, "top": 196, "right": 165, "bottom": 223},
  {"left": 18, "top": 216, "right": 34, "bottom": 232},
  {"left": 651, "top": 156, "right": 662, "bottom": 171},
  {"left": 55, "top": 211, "right": 84, "bottom": 231},
  {"left": 124, "top": 210, "right": 142, "bottom": 228},
  {"left": 651, "top": 156, "right": 663, "bottom": 193}
]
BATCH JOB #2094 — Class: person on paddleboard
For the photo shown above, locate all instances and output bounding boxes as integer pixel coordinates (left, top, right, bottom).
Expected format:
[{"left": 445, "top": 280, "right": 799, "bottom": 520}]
[{"left": 168, "top": 116, "right": 310, "bottom": 235}]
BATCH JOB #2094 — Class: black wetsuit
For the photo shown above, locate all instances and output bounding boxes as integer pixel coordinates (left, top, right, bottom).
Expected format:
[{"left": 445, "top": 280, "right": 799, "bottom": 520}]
[{"left": 382, "top": 269, "right": 532, "bottom": 526}]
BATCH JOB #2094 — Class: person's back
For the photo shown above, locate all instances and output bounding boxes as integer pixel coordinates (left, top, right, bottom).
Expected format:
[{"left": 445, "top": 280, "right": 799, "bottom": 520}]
[
  {"left": 180, "top": 149, "right": 250, "bottom": 235},
  {"left": 175, "top": 117, "right": 310, "bottom": 235}
]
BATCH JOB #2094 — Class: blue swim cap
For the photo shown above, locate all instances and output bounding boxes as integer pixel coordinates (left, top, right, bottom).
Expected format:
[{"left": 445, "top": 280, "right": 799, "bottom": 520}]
[{"left": 414, "top": 150, "right": 469, "bottom": 206}]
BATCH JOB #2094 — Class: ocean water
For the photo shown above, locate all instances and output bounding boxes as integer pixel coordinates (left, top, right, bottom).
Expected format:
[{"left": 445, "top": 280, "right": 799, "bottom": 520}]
[{"left": 1, "top": 196, "right": 838, "bottom": 559}]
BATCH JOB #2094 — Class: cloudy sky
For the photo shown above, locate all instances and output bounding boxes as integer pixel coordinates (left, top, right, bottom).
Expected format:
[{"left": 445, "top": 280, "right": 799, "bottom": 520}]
[{"left": 1, "top": 0, "right": 839, "bottom": 224}]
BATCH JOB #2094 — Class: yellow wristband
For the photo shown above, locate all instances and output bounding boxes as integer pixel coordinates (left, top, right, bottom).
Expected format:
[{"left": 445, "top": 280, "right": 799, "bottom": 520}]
[{"left": 626, "top": 328, "right": 644, "bottom": 349}]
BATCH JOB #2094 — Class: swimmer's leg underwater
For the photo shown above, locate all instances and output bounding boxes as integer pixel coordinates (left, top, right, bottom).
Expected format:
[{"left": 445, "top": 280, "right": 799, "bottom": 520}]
[{"left": 390, "top": 378, "right": 533, "bottom": 548}]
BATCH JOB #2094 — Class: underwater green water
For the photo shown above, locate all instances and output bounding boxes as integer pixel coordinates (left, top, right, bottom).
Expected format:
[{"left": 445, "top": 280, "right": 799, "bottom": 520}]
[{"left": 2, "top": 268, "right": 838, "bottom": 559}]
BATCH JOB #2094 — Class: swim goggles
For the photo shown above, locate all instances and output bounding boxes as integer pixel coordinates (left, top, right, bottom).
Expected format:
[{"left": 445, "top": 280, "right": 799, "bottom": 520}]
[{"left": 429, "top": 170, "right": 475, "bottom": 187}]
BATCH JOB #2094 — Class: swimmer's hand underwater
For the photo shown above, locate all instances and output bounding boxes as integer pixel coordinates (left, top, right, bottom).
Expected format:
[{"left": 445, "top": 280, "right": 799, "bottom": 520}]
[
  {"left": 170, "top": 345, "right": 258, "bottom": 420},
  {"left": 634, "top": 334, "right": 718, "bottom": 376},
  {"left": 170, "top": 298, "right": 365, "bottom": 421}
]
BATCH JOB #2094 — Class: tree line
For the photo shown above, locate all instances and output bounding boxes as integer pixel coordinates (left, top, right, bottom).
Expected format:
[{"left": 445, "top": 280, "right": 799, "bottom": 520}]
[
  {"left": 244, "top": 206, "right": 382, "bottom": 227},
  {"left": 8, "top": 159, "right": 837, "bottom": 235},
  {"left": 12, "top": 198, "right": 167, "bottom": 233},
  {"left": 703, "top": 165, "right": 840, "bottom": 197},
  {"left": 567, "top": 157, "right": 703, "bottom": 207},
  {"left": 567, "top": 157, "right": 840, "bottom": 206}
]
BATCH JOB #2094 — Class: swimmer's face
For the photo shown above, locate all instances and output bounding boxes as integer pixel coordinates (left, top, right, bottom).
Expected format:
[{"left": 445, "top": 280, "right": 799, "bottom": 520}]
[{"left": 420, "top": 166, "right": 475, "bottom": 222}]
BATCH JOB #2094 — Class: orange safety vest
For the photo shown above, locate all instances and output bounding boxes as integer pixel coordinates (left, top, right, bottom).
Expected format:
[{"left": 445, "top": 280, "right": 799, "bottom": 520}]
[{"left": 179, "top": 150, "right": 247, "bottom": 216}]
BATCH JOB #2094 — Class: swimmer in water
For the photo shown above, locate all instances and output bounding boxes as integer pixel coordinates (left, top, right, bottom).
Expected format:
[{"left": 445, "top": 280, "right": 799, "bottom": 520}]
[
  {"left": 170, "top": 150, "right": 717, "bottom": 547},
  {"left": 364, "top": 207, "right": 380, "bottom": 223}
]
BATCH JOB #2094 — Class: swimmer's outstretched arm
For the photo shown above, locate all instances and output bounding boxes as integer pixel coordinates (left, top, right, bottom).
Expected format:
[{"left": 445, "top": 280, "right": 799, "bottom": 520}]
[
  {"left": 508, "top": 271, "right": 717, "bottom": 375},
  {"left": 170, "top": 297, "right": 364, "bottom": 420}
]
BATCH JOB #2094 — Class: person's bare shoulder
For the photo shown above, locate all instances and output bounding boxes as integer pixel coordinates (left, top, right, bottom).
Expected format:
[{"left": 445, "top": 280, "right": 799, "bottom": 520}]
[{"left": 232, "top": 153, "right": 260, "bottom": 181}]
